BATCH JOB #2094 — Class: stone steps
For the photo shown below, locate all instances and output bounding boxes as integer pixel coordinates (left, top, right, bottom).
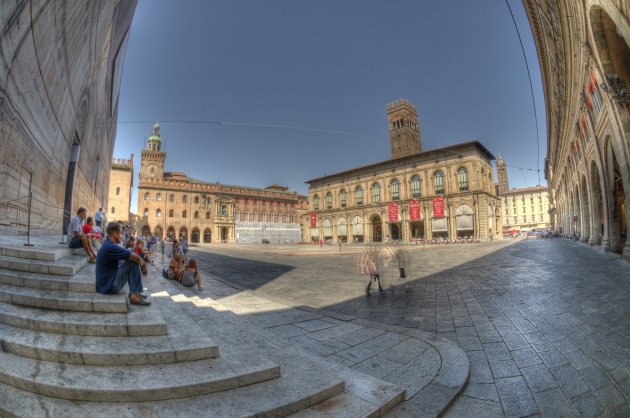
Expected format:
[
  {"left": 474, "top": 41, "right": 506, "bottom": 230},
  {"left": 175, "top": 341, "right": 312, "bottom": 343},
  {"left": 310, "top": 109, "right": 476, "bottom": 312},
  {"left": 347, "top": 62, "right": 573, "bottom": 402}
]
[
  {"left": 0, "top": 242, "right": 82, "bottom": 262},
  {"left": 0, "top": 282, "right": 126, "bottom": 312},
  {"left": 0, "top": 253, "right": 87, "bottom": 276},
  {"left": 0, "top": 266, "right": 96, "bottom": 293},
  {"left": 0, "top": 322, "right": 218, "bottom": 366},
  {"left": 0, "top": 300, "right": 167, "bottom": 336},
  {"left": 0, "top": 349, "right": 280, "bottom": 402}
]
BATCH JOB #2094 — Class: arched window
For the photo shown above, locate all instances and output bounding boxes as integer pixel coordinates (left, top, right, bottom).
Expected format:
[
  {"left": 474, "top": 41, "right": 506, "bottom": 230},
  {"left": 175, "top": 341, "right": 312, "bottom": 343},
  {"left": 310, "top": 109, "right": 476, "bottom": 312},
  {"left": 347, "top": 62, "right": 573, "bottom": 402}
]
[
  {"left": 244, "top": 211, "right": 249, "bottom": 221},
  {"left": 372, "top": 182, "right": 381, "bottom": 204},
  {"left": 340, "top": 189, "right": 347, "bottom": 207},
  {"left": 194, "top": 211, "right": 199, "bottom": 219},
  {"left": 194, "top": 196, "right": 199, "bottom": 204},
  {"left": 111, "top": 206, "right": 115, "bottom": 214},
  {"left": 356, "top": 186, "right": 363, "bottom": 205},
  {"left": 221, "top": 205, "right": 227, "bottom": 216},
  {"left": 313, "top": 195, "right": 319, "bottom": 211},
  {"left": 156, "top": 209, "right": 161, "bottom": 217},
  {"left": 169, "top": 194, "right": 174, "bottom": 202},
  {"left": 144, "top": 192, "right": 150, "bottom": 200},
  {"left": 262, "top": 212, "right": 267, "bottom": 222},
  {"left": 326, "top": 192, "right": 332, "bottom": 209},
  {"left": 277, "top": 212, "right": 282, "bottom": 223},
  {"left": 205, "top": 211, "right": 210, "bottom": 219},
  {"left": 457, "top": 167, "right": 469, "bottom": 191},
  {"left": 182, "top": 195, "right": 187, "bottom": 204},
  {"left": 434, "top": 171, "right": 444, "bottom": 194},
  {"left": 411, "top": 175, "right": 421, "bottom": 198},
  {"left": 391, "top": 179, "right": 400, "bottom": 200},
  {"left": 169, "top": 209, "right": 174, "bottom": 217},
  {"left": 286, "top": 213, "right": 290, "bottom": 223},
  {"left": 270, "top": 213, "right": 274, "bottom": 223},
  {"left": 182, "top": 210, "right": 187, "bottom": 218},
  {"left": 156, "top": 193, "right": 162, "bottom": 201},
  {"left": 143, "top": 208, "right": 149, "bottom": 217},
  {"left": 235, "top": 210, "right": 240, "bottom": 221},
  {"left": 115, "top": 187, "right": 120, "bottom": 195},
  {"left": 253, "top": 211, "right": 258, "bottom": 222}
]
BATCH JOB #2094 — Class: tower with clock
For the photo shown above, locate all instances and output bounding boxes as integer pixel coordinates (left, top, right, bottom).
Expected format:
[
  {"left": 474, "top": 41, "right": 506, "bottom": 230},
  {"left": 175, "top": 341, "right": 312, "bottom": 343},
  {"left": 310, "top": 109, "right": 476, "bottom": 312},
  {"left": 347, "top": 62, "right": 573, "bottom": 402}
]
[{"left": 140, "top": 123, "right": 166, "bottom": 181}]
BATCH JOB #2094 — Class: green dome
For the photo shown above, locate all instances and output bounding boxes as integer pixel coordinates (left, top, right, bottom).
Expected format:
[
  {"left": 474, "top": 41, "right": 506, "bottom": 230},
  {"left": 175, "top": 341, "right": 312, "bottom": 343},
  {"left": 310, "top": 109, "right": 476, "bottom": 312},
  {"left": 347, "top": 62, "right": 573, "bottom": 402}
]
[{"left": 149, "top": 135, "right": 161, "bottom": 142}]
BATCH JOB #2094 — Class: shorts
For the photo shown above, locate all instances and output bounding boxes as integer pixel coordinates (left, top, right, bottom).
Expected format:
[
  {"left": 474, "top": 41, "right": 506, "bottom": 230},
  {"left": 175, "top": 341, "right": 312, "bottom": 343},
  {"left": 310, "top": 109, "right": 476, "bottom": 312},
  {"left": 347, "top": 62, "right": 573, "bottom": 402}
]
[{"left": 68, "top": 236, "right": 83, "bottom": 248}]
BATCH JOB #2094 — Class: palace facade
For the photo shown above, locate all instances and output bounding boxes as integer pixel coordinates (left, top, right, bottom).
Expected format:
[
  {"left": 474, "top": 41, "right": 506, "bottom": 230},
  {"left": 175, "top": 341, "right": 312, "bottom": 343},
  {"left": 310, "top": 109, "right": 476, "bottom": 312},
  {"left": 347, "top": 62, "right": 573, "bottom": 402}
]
[
  {"left": 525, "top": 0, "right": 629, "bottom": 257},
  {"left": 304, "top": 99, "right": 502, "bottom": 243},
  {"left": 137, "top": 124, "right": 305, "bottom": 243}
]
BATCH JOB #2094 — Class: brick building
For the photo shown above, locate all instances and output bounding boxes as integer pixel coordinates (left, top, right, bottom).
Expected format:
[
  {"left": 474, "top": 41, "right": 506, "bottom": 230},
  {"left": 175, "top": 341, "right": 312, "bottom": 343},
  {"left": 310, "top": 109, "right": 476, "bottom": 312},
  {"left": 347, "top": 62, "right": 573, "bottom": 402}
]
[
  {"left": 304, "top": 99, "right": 502, "bottom": 243},
  {"left": 107, "top": 155, "right": 134, "bottom": 224},
  {"left": 137, "top": 124, "right": 306, "bottom": 243}
]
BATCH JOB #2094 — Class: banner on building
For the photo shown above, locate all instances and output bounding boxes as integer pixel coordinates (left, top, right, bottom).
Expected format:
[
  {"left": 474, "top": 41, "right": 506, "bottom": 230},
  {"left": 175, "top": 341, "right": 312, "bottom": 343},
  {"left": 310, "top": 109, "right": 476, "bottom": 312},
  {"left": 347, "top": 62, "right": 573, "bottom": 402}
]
[
  {"left": 409, "top": 199, "right": 421, "bottom": 221},
  {"left": 388, "top": 202, "right": 398, "bottom": 222},
  {"left": 310, "top": 212, "right": 317, "bottom": 227},
  {"left": 433, "top": 197, "right": 445, "bottom": 218}
]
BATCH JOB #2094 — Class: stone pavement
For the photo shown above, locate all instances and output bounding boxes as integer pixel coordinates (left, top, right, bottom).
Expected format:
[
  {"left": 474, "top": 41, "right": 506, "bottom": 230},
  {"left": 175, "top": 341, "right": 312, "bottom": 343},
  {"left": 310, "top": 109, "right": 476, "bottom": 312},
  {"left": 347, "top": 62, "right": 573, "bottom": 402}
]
[
  {"left": 185, "top": 238, "right": 630, "bottom": 417},
  {"left": 155, "top": 254, "right": 469, "bottom": 417}
]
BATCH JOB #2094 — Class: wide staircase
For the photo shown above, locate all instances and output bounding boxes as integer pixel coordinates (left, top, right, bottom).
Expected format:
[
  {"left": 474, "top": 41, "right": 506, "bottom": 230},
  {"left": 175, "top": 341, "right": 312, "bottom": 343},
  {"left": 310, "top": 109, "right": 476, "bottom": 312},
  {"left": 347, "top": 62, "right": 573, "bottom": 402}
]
[{"left": 0, "top": 241, "right": 405, "bottom": 417}]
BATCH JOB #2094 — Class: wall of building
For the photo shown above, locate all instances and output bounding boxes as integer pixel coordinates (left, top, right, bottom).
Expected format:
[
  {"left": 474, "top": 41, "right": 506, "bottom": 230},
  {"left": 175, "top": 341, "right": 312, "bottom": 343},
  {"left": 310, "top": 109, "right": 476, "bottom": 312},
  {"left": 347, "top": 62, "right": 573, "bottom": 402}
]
[
  {"left": 525, "top": 0, "right": 630, "bottom": 258},
  {"left": 108, "top": 157, "right": 134, "bottom": 224},
  {"left": 500, "top": 187, "right": 551, "bottom": 233},
  {"left": 305, "top": 144, "right": 501, "bottom": 243},
  {"left": 0, "top": 1, "right": 137, "bottom": 235}
]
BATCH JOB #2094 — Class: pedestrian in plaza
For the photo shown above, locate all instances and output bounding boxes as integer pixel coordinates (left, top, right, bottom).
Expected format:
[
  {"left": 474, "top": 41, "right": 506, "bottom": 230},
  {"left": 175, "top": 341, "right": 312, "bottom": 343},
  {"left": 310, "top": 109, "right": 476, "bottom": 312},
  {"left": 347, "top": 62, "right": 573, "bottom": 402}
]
[
  {"left": 177, "top": 258, "right": 202, "bottom": 291},
  {"left": 160, "top": 239, "right": 165, "bottom": 257},
  {"left": 95, "top": 208, "right": 103, "bottom": 227},
  {"left": 68, "top": 207, "right": 97, "bottom": 263},
  {"left": 95, "top": 222, "right": 150, "bottom": 306},
  {"left": 181, "top": 237, "right": 189, "bottom": 262}
]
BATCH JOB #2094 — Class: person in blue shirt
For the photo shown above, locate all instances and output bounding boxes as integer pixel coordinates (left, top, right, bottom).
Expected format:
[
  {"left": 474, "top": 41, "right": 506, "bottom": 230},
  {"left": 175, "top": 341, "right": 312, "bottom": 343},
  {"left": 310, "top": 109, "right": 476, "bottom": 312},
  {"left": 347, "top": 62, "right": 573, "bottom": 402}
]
[
  {"left": 96, "top": 222, "right": 150, "bottom": 306},
  {"left": 95, "top": 208, "right": 103, "bottom": 227}
]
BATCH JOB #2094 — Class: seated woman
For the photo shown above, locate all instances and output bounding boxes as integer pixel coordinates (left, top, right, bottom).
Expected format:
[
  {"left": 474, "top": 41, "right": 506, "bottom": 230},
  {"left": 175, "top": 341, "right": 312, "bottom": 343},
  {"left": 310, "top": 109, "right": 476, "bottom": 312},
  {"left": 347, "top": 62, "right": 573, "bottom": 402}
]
[
  {"left": 176, "top": 259, "right": 202, "bottom": 291},
  {"left": 82, "top": 216, "right": 103, "bottom": 251},
  {"left": 135, "top": 239, "right": 152, "bottom": 264},
  {"left": 163, "top": 254, "right": 183, "bottom": 280}
]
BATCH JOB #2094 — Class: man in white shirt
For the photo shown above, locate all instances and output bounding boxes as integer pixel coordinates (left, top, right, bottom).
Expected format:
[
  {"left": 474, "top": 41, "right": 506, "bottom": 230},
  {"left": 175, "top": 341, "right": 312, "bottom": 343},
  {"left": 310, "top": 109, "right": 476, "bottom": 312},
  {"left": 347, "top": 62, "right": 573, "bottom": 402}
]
[{"left": 68, "top": 207, "right": 97, "bottom": 263}]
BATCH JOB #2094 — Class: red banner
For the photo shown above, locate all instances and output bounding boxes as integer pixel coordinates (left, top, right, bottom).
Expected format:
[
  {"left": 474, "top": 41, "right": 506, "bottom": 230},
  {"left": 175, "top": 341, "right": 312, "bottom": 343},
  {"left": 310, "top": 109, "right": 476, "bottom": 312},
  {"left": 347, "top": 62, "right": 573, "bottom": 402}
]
[
  {"left": 409, "top": 199, "right": 421, "bottom": 221},
  {"left": 433, "top": 197, "right": 445, "bottom": 218},
  {"left": 388, "top": 202, "right": 398, "bottom": 222},
  {"left": 310, "top": 212, "right": 317, "bottom": 228}
]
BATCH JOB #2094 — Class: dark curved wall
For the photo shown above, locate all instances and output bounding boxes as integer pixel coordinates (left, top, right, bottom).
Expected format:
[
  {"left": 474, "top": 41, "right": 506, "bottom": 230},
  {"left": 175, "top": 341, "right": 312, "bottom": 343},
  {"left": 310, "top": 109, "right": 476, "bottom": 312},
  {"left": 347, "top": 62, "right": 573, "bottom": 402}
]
[{"left": 0, "top": 0, "right": 137, "bottom": 234}]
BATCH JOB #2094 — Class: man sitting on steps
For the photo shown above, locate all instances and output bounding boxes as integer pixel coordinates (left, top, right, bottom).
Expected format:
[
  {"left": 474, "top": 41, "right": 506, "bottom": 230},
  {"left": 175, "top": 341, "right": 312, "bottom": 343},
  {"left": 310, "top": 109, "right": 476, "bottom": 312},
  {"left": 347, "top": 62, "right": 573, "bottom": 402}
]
[
  {"left": 95, "top": 222, "right": 150, "bottom": 306},
  {"left": 68, "top": 207, "right": 97, "bottom": 263}
]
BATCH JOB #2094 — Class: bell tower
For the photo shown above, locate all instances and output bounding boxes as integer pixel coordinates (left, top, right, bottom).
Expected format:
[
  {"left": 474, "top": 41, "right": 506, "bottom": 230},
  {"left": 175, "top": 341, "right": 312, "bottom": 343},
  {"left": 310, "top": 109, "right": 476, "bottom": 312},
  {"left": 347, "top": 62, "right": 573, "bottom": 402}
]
[
  {"left": 388, "top": 98, "right": 421, "bottom": 159},
  {"left": 140, "top": 123, "right": 166, "bottom": 181},
  {"left": 496, "top": 153, "right": 509, "bottom": 194}
]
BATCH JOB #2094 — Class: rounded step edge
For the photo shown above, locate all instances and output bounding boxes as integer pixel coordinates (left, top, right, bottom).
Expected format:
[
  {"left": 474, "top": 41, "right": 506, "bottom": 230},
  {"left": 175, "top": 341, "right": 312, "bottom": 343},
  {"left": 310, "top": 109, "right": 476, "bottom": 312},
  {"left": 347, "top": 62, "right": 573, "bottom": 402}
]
[
  {"left": 0, "top": 351, "right": 281, "bottom": 402},
  {"left": 0, "top": 323, "right": 218, "bottom": 366}
]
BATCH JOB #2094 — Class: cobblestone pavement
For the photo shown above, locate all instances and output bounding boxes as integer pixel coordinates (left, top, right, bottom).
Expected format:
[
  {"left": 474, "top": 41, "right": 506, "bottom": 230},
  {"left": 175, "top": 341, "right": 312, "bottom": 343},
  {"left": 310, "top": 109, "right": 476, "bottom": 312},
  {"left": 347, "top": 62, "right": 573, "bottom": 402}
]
[{"left": 187, "top": 239, "right": 630, "bottom": 417}]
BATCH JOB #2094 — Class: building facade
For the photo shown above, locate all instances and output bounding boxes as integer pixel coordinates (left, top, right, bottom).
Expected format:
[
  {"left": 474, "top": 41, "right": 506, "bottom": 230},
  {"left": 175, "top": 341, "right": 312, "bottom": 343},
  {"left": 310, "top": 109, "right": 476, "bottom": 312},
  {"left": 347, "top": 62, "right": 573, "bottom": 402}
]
[
  {"left": 0, "top": 1, "right": 136, "bottom": 235},
  {"left": 501, "top": 186, "right": 551, "bottom": 235},
  {"left": 108, "top": 156, "right": 134, "bottom": 224},
  {"left": 304, "top": 100, "right": 502, "bottom": 243},
  {"left": 525, "top": 0, "right": 629, "bottom": 258},
  {"left": 137, "top": 124, "right": 305, "bottom": 243}
]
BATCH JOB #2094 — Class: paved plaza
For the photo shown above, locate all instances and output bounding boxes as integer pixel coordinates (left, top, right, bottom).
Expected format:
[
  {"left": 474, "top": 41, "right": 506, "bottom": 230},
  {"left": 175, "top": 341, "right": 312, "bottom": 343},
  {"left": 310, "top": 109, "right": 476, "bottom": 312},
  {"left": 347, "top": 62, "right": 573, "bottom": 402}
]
[{"left": 183, "top": 238, "right": 630, "bottom": 417}]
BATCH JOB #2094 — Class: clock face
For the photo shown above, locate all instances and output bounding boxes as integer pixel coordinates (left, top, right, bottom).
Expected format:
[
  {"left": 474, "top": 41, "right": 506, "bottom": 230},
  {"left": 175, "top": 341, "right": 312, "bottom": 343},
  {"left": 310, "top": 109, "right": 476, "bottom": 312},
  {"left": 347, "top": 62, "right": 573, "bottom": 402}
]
[{"left": 146, "top": 164, "right": 158, "bottom": 179}]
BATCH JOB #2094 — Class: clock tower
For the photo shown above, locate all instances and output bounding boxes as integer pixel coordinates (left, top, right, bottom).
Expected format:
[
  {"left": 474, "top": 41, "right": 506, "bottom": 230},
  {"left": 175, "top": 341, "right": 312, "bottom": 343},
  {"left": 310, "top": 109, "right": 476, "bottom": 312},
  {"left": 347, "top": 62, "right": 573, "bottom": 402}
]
[
  {"left": 140, "top": 123, "right": 166, "bottom": 181},
  {"left": 388, "top": 98, "right": 421, "bottom": 159}
]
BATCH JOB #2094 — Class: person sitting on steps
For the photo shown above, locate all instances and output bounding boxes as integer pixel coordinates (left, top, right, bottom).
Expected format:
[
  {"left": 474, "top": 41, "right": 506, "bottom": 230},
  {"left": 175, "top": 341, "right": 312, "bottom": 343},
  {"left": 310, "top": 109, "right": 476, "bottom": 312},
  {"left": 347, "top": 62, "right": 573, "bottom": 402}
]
[
  {"left": 135, "top": 238, "right": 152, "bottom": 264},
  {"left": 82, "top": 216, "right": 103, "bottom": 251},
  {"left": 68, "top": 207, "right": 97, "bottom": 263},
  {"left": 95, "top": 222, "right": 150, "bottom": 306},
  {"left": 176, "top": 258, "right": 203, "bottom": 291},
  {"left": 164, "top": 254, "right": 184, "bottom": 280}
]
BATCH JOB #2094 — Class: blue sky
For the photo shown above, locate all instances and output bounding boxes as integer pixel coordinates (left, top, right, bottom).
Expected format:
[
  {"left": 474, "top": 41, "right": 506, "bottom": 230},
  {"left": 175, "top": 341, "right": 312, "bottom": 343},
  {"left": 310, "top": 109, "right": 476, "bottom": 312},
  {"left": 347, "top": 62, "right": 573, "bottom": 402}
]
[{"left": 114, "top": 0, "right": 546, "bottom": 212}]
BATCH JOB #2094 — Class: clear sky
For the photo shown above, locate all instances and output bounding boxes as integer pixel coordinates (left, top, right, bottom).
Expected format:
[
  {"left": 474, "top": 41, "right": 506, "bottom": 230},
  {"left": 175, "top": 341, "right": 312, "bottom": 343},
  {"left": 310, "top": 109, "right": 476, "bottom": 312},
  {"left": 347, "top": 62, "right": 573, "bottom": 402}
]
[{"left": 113, "top": 0, "right": 546, "bottom": 212}]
